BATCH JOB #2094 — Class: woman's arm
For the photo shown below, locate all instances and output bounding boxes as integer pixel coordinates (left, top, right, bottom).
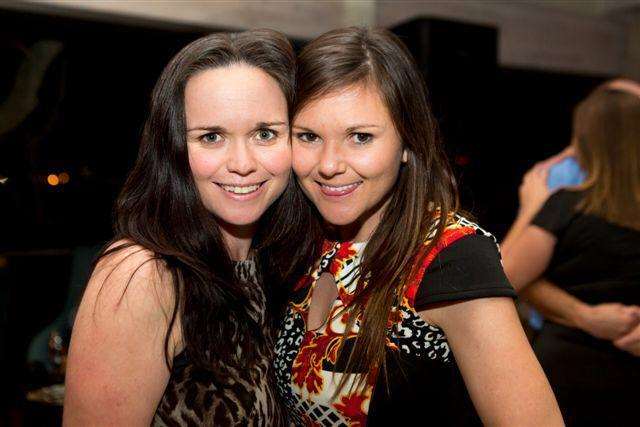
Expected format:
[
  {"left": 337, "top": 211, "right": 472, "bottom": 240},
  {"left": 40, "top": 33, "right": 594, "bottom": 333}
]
[
  {"left": 500, "top": 161, "right": 557, "bottom": 292},
  {"left": 420, "top": 298, "right": 563, "bottom": 426},
  {"left": 501, "top": 144, "right": 576, "bottom": 255},
  {"left": 523, "top": 279, "right": 640, "bottom": 340},
  {"left": 520, "top": 279, "right": 581, "bottom": 327},
  {"left": 614, "top": 324, "right": 640, "bottom": 356},
  {"left": 501, "top": 225, "right": 555, "bottom": 292},
  {"left": 501, "top": 163, "right": 552, "bottom": 257},
  {"left": 63, "top": 244, "right": 181, "bottom": 426}
]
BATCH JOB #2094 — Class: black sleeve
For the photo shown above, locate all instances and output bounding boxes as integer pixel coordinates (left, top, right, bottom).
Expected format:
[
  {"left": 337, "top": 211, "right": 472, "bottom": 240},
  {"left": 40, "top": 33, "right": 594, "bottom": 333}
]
[
  {"left": 531, "top": 189, "right": 583, "bottom": 236},
  {"left": 414, "top": 233, "right": 516, "bottom": 311}
]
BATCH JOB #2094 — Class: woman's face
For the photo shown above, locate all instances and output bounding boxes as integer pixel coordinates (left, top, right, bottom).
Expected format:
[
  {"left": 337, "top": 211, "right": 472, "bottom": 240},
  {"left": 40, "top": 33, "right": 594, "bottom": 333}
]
[
  {"left": 185, "top": 64, "right": 291, "bottom": 228},
  {"left": 292, "top": 82, "right": 405, "bottom": 241}
]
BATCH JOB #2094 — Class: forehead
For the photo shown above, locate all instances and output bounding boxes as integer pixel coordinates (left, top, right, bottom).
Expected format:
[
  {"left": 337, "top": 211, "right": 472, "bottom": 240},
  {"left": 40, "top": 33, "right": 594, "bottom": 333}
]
[
  {"left": 294, "top": 82, "right": 392, "bottom": 127},
  {"left": 184, "top": 64, "right": 287, "bottom": 127}
]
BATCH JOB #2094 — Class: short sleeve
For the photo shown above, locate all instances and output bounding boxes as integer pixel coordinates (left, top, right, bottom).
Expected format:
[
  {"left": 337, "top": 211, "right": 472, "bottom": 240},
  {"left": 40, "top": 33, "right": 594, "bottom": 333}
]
[
  {"left": 531, "top": 189, "right": 583, "bottom": 236},
  {"left": 414, "top": 233, "right": 516, "bottom": 311}
]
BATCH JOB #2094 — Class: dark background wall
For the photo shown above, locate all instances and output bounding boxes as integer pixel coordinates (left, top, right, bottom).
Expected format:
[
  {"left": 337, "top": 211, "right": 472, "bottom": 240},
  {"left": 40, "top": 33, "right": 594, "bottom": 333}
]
[
  {"left": 0, "top": 10, "right": 208, "bottom": 425},
  {"left": 392, "top": 18, "right": 604, "bottom": 235}
]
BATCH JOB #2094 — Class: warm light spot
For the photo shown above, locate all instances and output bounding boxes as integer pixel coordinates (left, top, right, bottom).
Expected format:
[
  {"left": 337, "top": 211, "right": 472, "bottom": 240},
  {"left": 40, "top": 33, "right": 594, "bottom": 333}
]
[
  {"left": 454, "top": 155, "right": 471, "bottom": 167},
  {"left": 47, "top": 174, "right": 60, "bottom": 186},
  {"left": 0, "top": 257, "right": 7, "bottom": 269},
  {"left": 59, "top": 172, "right": 70, "bottom": 184}
]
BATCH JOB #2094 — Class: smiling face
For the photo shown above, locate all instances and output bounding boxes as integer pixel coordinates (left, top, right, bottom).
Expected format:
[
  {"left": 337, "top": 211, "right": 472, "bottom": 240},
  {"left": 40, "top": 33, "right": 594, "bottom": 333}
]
[
  {"left": 292, "top": 82, "right": 405, "bottom": 241},
  {"left": 185, "top": 64, "right": 291, "bottom": 230}
]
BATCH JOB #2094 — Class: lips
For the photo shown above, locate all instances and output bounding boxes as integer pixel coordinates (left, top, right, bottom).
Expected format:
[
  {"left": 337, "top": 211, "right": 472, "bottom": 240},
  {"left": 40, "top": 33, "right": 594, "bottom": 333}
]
[
  {"left": 317, "top": 181, "right": 362, "bottom": 197},
  {"left": 215, "top": 181, "right": 264, "bottom": 195}
]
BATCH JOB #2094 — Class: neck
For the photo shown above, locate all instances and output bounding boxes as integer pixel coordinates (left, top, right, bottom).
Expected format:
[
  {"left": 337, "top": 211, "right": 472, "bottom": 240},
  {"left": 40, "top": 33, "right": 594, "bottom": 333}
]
[
  {"left": 217, "top": 220, "right": 257, "bottom": 261},
  {"left": 336, "top": 196, "right": 390, "bottom": 243}
]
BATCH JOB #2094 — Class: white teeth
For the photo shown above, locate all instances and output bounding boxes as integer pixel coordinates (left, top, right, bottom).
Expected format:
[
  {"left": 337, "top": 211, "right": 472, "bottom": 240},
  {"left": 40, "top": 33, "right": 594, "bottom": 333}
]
[
  {"left": 321, "top": 182, "right": 360, "bottom": 191},
  {"left": 220, "top": 184, "right": 261, "bottom": 194}
]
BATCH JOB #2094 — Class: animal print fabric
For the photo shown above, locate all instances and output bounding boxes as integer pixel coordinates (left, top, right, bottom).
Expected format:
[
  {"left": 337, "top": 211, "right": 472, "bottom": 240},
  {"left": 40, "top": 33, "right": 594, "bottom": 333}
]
[{"left": 153, "top": 259, "right": 286, "bottom": 426}]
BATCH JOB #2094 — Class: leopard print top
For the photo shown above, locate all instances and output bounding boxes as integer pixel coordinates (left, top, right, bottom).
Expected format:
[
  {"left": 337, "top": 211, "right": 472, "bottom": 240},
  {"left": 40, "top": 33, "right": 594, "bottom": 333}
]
[{"left": 153, "top": 259, "right": 286, "bottom": 426}]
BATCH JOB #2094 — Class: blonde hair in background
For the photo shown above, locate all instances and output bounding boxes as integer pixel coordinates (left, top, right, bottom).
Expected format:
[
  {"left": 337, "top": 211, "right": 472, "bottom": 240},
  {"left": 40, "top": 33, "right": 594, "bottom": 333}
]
[{"left": 574, "top": 79, "right": 640, "bottom": 229}]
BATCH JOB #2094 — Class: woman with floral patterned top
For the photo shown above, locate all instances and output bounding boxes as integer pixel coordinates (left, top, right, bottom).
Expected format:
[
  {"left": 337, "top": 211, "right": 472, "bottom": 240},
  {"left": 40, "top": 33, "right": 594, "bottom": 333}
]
[{"left": 273, "top": 27, "right": 563, "bottom": 426}]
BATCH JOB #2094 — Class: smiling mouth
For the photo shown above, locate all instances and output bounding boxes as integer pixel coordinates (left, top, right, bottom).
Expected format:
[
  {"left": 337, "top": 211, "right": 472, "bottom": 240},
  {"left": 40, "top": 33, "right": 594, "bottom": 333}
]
[
  {"left": 215, "top": 181, "right": 265, "bottom": 195},
  {"left": 317, "top": 181, "right": 362, "bottom": 196}
]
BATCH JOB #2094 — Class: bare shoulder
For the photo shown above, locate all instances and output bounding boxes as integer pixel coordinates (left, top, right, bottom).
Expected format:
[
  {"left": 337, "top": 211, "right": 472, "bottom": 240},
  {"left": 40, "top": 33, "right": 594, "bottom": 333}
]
[
  {"left": 68, "top": 240, "right": 180, "bottom": 384},
  {"left": 85, "top": 240, "right": 176, "bottom": 320},
  {"left": 65, "top": 240, "right": 180, "bottom": 425}
]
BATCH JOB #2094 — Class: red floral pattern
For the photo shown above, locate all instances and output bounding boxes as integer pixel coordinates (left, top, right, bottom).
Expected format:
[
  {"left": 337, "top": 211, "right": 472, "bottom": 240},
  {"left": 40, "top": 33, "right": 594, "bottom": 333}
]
[{"left": 333, "top": 392, "right": 369, "bottom": 426}]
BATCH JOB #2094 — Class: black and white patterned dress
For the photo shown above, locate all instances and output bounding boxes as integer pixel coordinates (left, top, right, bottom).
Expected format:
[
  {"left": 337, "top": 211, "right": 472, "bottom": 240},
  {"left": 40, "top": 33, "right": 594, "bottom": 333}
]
[
  {"left": 153, "top": 259, "right": 286, "bottom": 426},
  {"left": 274, "top": 216, "right": 516, "bottom": 426}
]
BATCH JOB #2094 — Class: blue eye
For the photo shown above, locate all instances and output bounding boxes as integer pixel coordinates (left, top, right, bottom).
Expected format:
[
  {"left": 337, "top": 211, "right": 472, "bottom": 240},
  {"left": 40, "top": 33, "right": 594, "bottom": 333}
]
[
  {"left": 296, "top": 132, "right": 320, "bottom": 143},
  {"left": 256, "top": 129, "right": 277, "bottom": 141},
  {"left": 352, "top": 132, "right": 373, "bottom": 144},
  {"left": 201, "top": 133, "right": 222, "bottom": 144}
]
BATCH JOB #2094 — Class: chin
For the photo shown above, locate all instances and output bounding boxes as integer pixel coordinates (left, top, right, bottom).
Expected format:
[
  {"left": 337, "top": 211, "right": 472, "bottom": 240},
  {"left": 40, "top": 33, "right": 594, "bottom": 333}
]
[
  {"left": 225, "top": 218, "right": 261, "bottom": 227},
  {"left": 318, "top": 207, "right": 360, "bottom": 227},
  {"left": 208, "top": 205, "right": 264, "bottom": 228}
]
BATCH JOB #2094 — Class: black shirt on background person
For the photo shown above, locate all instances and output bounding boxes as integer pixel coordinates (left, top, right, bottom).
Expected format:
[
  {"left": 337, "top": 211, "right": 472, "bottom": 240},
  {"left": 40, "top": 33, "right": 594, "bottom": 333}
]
[{"left": 531, "top": 189, "right": 640, "bottom": 426}]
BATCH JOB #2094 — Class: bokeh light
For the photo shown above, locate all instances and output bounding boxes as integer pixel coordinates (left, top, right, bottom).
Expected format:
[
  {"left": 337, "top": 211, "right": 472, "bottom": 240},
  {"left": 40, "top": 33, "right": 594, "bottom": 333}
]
[
  {"left": 47, "top": 174, "right": 60, "bottom": 186},
  {"left": 59, "top": 172, "right": 70, "bottom": 184}
]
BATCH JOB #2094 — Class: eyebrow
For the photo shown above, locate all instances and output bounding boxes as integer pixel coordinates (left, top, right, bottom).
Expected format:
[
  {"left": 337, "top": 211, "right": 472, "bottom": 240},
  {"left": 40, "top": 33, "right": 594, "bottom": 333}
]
[
  {"left": 292, "top": 125, "right": 315, "bottom": 132},
  {"left": 187, "top": 121, "right": 287, "bottom": 133},
  {"left": 345, "top": 124, "right": 382, "bottom": 133},
  {"left": 187, "top": 125, "right": 226, "bottom": 133},
  {"left": 292, "top": 124, "right": 382, "bottom": 133},
  {"left": 256, "top": 121, "right": 287, "bottom": 128}
]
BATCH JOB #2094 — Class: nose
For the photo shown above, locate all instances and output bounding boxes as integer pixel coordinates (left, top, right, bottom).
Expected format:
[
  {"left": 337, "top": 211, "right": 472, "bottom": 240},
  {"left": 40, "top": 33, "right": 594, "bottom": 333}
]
[
  {"left": 226, "top": 140, "right": 258, "bottom": 176},
  {"left": 317, "top": 140, "right": 346, "bottom": 178}
]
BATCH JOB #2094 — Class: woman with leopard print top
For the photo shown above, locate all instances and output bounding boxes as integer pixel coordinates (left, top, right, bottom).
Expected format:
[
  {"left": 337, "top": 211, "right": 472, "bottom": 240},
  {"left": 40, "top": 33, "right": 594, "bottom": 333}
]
[{"left": 64, "top": 30, "right": 306, "bottom": 426}]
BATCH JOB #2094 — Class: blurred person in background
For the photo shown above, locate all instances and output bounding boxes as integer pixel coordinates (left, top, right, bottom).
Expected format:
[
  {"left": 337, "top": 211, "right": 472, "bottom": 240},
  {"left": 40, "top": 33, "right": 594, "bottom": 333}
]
[
  {"left": 274, "top": 27, "right": 562, "bottom": 426},
  {"left": 501, "top": 79, "right": 640, "bottom": 426},
  {"left": 63, "top": 30, "right": 305, "bottom": 426}
]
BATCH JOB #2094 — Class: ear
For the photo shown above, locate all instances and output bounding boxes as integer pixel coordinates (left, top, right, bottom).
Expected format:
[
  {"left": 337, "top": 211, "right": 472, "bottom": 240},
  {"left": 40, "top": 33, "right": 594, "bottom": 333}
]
[{"left": 402, "top": 148, "right": 409, "bottom": 163}]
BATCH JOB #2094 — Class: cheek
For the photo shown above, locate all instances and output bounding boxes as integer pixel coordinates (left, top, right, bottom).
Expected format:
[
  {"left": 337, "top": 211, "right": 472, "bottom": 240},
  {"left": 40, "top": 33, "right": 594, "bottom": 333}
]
[
  {"left": 258, "top": 145, "right": 292, "bottom": 177},
  {"left": 351, "top": 148, "right": 401, "bottom": 180},
  {"left": 188, "top": 149, "right": 222, "bottom": 180},
  {"left": 292, "top": 145, "right": 317, "bottom": 178}
]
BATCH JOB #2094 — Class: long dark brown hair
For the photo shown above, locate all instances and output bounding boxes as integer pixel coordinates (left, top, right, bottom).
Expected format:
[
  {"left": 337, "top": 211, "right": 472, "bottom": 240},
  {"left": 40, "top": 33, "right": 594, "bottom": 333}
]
[
  {"left": 573, "top": 82, "right": 640, "bottom": 229},
  {"left": 294, "top": 27, "right": 458, "bottom": 393},
  {"left": 101, "top": 29, "right": 308, "bottom": 373}
]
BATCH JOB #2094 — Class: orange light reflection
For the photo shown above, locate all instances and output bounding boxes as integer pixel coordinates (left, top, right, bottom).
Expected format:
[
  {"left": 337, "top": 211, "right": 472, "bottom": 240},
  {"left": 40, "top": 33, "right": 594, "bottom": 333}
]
[{"left": 47, "top": 174, "right": 60, "bottom": 186}]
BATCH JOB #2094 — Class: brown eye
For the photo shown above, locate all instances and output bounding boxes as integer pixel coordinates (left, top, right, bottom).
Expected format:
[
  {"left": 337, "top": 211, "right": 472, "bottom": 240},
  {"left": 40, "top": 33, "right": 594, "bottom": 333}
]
[
  {"left": 296, "top": 132, "right": 319, "bottom": 143},
  {"left": 353, "top": 132, "right": 373, "bottom": 144}
]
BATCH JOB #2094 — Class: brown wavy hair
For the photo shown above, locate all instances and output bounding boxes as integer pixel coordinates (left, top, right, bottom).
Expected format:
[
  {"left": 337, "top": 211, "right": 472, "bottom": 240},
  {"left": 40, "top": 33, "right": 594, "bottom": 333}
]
[
  {"left": 101, "top": 29, "right": 308, "bottom": 374},
  {"left": 574, "top": 82, "right": 640, "bottom": 229},
  {"left": 294, "top": 27, "right": 459, "bottom": 395}
]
